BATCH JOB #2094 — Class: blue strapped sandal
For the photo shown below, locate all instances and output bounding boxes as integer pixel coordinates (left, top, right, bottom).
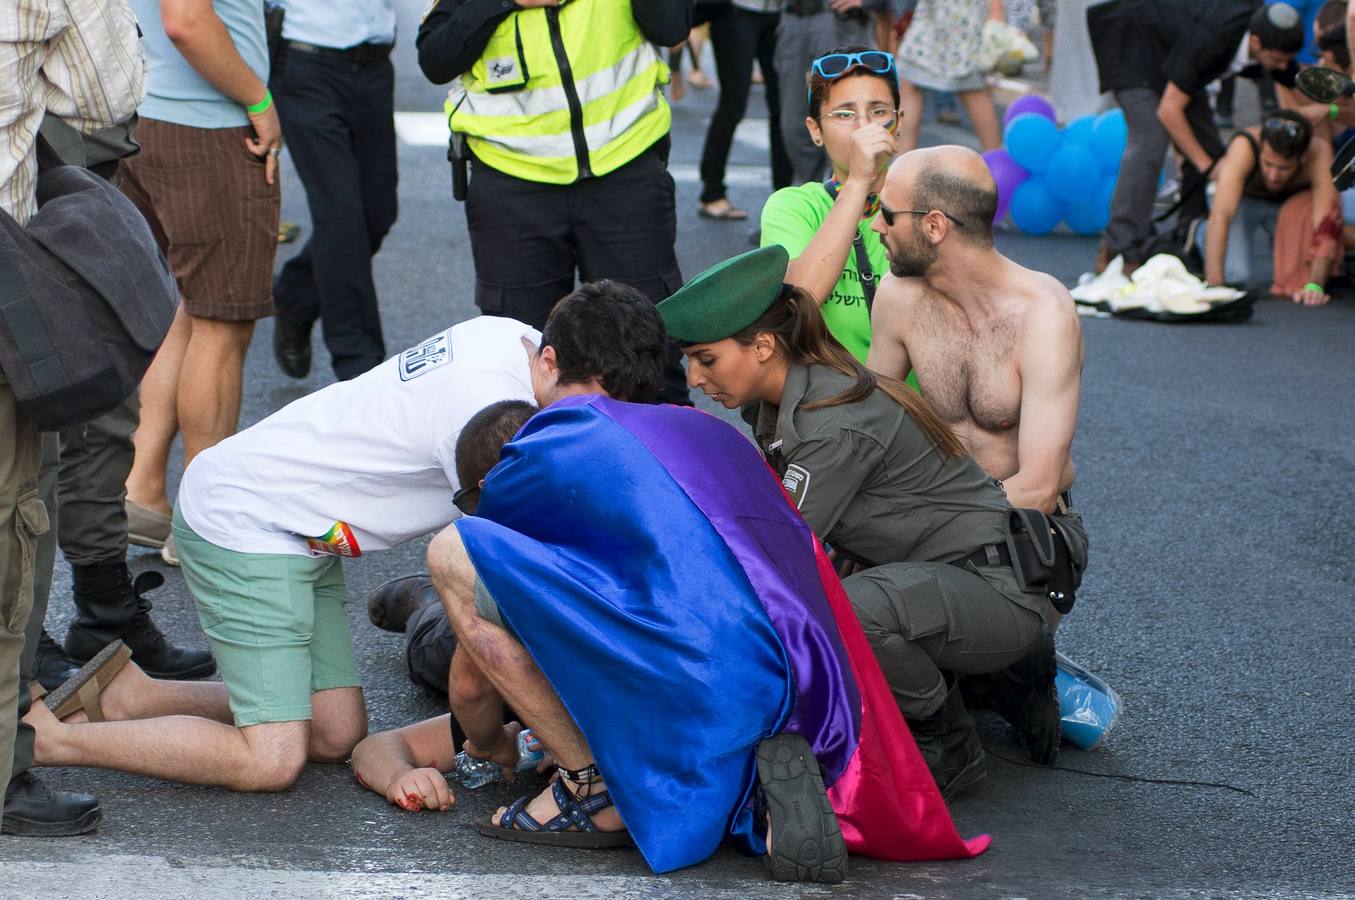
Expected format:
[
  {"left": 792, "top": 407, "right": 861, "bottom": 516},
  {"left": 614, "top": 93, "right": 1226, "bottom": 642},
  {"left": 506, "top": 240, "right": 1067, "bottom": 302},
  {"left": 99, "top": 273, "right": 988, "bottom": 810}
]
[{"left": 476, "top": 763, "right": 634, "bottom": 849}]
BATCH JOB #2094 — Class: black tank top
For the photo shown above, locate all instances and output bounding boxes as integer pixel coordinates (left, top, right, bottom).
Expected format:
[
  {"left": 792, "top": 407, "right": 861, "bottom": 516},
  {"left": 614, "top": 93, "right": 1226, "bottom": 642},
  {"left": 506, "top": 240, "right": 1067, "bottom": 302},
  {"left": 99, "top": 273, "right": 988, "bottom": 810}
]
[{"left": 1232, "top": 131, "right": 1304, "bottom": 202}]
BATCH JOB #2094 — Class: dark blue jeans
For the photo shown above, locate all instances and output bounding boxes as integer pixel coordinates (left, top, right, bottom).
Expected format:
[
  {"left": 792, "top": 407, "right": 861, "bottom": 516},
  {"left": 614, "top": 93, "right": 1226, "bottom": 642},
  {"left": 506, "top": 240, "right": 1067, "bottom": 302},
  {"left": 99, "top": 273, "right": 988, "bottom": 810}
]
[{"left": 272, "top": 47, "right": 398, "bottom": 381}]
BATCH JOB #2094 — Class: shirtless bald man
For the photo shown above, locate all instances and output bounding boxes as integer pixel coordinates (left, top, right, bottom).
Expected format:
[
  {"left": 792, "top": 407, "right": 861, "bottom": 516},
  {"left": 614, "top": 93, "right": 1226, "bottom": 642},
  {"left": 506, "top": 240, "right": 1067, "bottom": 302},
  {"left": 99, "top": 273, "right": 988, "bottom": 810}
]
[
  {"left": 867, "top": 146, "right": 1083, "bottom": 515},
  {"left": 866, "top": 146, "right": 1086, "bottom": 764}
]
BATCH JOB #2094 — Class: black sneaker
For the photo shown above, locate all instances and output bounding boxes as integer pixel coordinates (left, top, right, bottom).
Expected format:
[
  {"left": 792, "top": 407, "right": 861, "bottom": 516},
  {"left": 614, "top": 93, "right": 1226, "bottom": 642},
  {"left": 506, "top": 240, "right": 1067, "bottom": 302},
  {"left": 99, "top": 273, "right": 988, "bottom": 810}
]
[
  {"left": 1, "top": 771, "right": 102, "bottom": 837},
  {"left": 755, "top": 734, "right": 847, "bottom": 884}
]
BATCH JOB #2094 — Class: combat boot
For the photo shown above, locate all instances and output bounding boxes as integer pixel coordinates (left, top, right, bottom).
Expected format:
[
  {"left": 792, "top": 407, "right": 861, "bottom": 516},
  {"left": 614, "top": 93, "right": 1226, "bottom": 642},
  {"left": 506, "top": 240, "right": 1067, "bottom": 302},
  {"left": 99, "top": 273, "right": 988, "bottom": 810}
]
[
  {"left": 33, "top": 629, "right": 81, "bottom": 691},
  {"left": 906, "top": 679, "right": 986, "bottom": 801},
  {"left": 988, "top": 623, "right": 1060, "bottom": 765},
  {"left": 64, "top": 561, "right": 216, "bottom": 680}
]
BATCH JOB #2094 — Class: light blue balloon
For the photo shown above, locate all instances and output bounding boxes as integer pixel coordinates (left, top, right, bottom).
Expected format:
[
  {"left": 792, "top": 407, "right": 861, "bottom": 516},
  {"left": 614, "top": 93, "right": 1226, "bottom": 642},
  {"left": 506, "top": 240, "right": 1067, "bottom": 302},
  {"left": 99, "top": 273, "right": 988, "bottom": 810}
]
[
  {"left": 1091, "top": 109, "right": 1128, "bottom": 173},
  {"left": 1046, "top": 145, "right": 1099, "bottom": 203},
  {"left": 1010, "top": 178, "right": 1064, "bottom": 235},
  {"left": 1004, "top": 113, "right": 1062, "bottom": 173},
  {"left": 1062, "top": 114, "right": 1096, "bottom": 148},
  {"left": 1096, "top": 175, "right": 1117, "bottom": 217},
  {"left": 1064, "top": 193, "right": 1109, "bottom": 234}
]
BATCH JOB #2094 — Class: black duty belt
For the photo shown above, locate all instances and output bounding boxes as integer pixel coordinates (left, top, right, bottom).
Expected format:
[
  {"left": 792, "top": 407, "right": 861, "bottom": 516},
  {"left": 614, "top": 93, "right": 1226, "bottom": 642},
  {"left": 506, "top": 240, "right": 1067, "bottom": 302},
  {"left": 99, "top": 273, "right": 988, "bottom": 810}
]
[
  {"left": 951, "top": 542, "right": 1014, "bottom": 571},
  {"left": 285, "top": 40, "right": 392, "bottom": 66},
  {"left": 784, "top": 0, "right": 825, "bottom": 16}
]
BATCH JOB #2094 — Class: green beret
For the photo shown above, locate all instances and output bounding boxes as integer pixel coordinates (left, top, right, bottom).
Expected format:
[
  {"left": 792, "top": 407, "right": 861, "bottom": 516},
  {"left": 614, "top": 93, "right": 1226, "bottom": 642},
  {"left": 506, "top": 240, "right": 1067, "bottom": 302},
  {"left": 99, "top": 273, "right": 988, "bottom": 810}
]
[{"left": 657, "top": 245, "right": 789, "bottom": 343}]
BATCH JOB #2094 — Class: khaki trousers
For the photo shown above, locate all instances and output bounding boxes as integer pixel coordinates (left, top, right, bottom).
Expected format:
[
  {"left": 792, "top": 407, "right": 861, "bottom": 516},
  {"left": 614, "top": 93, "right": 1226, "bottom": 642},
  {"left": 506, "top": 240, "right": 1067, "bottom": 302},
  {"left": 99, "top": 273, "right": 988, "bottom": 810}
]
[{"left": 0, "top": 377, "right": 48, "bottom": 817}]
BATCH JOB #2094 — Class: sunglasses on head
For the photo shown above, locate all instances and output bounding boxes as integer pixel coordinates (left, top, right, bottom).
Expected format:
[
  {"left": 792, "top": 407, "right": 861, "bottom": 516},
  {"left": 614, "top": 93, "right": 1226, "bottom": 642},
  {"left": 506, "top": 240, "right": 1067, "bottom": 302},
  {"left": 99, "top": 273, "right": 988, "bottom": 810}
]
[
  {"left": 878, "top": 202, "right": 967, "bottom": 229},
  {"left": 1262, "top": 116, "right": 1304, "bottom": 143},
  {"left": 808, "top": 51, "right": 897, "bottom": 104}
]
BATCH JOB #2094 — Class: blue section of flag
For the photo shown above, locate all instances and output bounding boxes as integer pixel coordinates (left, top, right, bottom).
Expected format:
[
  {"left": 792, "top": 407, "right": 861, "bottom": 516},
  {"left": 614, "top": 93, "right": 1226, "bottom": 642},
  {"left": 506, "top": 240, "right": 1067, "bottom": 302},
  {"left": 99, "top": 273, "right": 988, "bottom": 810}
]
[{"left": 456, "top": 398, "right": 799, "bottom": 873}]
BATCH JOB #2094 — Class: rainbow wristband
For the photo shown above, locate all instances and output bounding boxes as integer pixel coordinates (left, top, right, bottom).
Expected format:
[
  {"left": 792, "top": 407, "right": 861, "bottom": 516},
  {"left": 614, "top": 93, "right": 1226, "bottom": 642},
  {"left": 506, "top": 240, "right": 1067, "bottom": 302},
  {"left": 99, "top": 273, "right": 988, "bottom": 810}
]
[
  {"left": 1303, "top": 282, "right": 1323, "bottom": 293},
  {"left": 246, "top": 90, "right": 272, "bottom": 116},
  {"left": 1329, "top": 103, "right": 1340, "bottom": 121}
]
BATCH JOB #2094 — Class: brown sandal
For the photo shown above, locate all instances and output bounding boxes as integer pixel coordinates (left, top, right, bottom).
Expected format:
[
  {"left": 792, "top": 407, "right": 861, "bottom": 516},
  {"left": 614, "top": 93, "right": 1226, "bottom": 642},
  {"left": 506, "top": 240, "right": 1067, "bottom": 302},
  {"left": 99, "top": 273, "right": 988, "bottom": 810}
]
[{"left": 44, "top": 640, "right": 132, "bottom": 722}]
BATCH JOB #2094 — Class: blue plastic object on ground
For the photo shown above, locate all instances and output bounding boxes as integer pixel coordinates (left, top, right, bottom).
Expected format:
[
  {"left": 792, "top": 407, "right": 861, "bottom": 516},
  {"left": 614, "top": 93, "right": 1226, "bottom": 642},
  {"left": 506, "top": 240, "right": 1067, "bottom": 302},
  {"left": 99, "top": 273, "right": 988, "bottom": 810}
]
[
  {"left": 1055, "top": 652, "right": 1121, "bottom": 750},
  {"left": 455, "top": 728, "right": 547, "bottom": 789}
]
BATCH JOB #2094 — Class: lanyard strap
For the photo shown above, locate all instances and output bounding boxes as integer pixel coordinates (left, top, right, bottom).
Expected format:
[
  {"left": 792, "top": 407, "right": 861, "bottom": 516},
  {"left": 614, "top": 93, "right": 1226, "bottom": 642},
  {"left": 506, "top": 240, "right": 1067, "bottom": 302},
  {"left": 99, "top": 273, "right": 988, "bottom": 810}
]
[{"left": 822, "top": 180, "right": 876, "bottom": 313}]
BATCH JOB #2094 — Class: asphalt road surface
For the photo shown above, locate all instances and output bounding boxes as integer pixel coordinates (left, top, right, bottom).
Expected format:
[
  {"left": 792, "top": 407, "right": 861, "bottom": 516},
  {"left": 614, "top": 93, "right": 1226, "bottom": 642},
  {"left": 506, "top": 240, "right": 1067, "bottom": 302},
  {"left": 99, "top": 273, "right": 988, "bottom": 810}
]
[{"left": 3, "top": 7, "right": 1353, "bottom": 898}]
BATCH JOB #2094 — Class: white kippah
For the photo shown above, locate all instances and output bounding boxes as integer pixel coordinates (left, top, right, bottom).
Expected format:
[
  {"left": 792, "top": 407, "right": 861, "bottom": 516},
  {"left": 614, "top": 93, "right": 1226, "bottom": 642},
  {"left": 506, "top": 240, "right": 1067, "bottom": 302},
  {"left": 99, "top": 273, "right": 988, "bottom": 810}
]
[{"left": 1267, "top": 3, "right": 1301, "bottom": 30}]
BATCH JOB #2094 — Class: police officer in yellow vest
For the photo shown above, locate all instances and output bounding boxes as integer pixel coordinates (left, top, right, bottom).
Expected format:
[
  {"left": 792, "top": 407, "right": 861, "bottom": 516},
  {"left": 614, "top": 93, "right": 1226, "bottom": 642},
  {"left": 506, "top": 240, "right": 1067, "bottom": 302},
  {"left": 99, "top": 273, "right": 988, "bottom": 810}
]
[{"left": 418, "top": 0, "right": 693, "bottom": 403}]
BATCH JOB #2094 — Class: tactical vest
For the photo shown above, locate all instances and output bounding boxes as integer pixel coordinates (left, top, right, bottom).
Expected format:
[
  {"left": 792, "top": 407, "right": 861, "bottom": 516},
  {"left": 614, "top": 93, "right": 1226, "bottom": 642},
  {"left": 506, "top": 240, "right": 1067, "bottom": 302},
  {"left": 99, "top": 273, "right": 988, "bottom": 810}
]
[{"left": 446, "top": 0, "right": 670, "bottom": 184}]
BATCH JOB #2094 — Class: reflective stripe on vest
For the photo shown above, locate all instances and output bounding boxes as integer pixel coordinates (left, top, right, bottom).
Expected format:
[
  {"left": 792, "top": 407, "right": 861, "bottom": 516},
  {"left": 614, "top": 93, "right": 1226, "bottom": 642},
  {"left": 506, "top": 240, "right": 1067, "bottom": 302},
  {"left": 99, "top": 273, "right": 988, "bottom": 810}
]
[{"left": 445, "top": 0, "right": 670, "bottom": 184}]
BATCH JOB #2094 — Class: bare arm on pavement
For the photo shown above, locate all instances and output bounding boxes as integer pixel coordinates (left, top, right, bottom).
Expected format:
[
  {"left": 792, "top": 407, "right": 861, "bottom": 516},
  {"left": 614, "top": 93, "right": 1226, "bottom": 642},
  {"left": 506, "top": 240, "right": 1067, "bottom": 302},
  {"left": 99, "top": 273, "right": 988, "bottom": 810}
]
[
  {"left": 351, "top": 716, "right": 457, "bottom": 812},
  {"left": 1204, "top": 141, "right": 1248, "bottom": 286}
]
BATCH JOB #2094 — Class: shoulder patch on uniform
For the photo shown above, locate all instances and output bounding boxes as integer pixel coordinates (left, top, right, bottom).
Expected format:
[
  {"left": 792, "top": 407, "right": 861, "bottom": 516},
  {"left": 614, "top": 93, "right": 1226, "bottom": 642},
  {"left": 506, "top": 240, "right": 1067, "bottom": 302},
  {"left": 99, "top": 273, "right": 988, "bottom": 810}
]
[
  {"left": 782, "top": 464, "right": 811, "bottom": 509},
  {"left": 399, "top": 332, "right": 451, "bottom": 381},
  {"left": 486, "top": 56, "right": 519, "bottom": 86}
]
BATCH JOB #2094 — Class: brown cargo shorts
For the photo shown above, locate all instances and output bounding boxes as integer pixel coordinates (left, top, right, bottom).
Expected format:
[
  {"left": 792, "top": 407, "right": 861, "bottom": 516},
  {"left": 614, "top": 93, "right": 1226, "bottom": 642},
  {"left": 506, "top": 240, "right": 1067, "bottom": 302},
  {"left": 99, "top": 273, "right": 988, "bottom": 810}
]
[{"left": 118, "top": 117, "right": 280, "bottom": 321}]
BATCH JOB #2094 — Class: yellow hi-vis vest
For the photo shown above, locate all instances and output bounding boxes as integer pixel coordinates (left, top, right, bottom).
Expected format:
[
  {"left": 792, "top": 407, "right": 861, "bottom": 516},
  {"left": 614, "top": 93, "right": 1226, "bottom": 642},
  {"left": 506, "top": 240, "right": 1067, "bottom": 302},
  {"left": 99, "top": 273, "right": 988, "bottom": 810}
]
[{"left": 444, "top": 0, "right": 670, "bottom": 184}]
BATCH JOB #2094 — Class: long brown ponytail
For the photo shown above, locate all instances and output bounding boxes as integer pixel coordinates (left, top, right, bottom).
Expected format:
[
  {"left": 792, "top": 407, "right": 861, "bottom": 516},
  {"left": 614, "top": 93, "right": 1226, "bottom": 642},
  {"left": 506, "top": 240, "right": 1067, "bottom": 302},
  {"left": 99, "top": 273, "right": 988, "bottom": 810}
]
[{"left": 734, "top": 286, "right": 965, "bottom": 459}]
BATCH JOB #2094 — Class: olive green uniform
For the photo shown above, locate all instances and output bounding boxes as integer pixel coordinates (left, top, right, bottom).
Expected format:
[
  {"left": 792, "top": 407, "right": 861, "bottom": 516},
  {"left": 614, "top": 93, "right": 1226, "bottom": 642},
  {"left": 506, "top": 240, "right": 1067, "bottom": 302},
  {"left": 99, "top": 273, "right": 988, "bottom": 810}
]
[{"left": 748, "top": 363, "right": 1050, "bottom": 720}]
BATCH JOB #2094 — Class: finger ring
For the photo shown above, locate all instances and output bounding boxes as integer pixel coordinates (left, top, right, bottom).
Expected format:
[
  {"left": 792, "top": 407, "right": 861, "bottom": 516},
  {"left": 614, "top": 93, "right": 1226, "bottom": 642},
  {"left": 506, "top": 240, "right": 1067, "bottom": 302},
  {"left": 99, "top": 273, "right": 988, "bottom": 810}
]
[{"left": 270, "top": 147, "right": 282, "bottom": 157}]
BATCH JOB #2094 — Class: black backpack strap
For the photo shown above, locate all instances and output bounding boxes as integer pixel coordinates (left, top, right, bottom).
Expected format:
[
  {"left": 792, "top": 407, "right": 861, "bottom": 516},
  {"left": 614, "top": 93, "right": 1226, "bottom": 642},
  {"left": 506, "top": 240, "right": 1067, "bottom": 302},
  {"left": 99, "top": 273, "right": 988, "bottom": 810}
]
[{"left": 822, "top": 181, "right": 877, "bottom": 313}]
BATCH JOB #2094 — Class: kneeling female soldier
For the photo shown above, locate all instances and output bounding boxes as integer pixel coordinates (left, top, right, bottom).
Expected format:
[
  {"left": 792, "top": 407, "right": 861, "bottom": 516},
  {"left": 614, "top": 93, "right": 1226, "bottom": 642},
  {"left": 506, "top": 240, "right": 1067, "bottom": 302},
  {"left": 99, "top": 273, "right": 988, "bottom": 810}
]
[{"left": 658, "top": 245, "right": 1060, "bottom": 799}]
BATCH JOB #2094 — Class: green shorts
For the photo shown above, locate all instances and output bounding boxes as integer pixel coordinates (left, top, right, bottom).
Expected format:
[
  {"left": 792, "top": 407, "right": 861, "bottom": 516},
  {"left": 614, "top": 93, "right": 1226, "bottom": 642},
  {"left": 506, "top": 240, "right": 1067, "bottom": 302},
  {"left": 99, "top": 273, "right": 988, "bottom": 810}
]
[{"left": 172, "top": 508, "right": 361, "bottom": 726}]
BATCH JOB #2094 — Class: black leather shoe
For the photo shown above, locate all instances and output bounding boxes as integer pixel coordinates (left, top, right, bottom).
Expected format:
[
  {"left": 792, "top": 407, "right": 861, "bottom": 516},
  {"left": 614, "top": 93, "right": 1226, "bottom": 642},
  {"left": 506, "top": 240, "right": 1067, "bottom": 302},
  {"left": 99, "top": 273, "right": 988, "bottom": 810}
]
[
  {"left": 273, "top": 313, "right": 313, "bottom": 379},
  {"left": 1, "top": 771, "right": 102, "bottom": 837},
  {"left": 368, "top": 574, "right": 438, "bottom": 633},
  {"left": 34, "top": 629, "right": 81, "bottom": 692}
]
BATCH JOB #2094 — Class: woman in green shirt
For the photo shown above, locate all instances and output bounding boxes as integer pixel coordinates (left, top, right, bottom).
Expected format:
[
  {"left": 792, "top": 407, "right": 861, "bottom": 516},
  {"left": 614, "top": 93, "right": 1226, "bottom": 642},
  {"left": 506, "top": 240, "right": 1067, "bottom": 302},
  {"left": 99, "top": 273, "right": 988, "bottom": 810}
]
[{"left": 760, "top": 48, "right": 900, "bottom": 365}]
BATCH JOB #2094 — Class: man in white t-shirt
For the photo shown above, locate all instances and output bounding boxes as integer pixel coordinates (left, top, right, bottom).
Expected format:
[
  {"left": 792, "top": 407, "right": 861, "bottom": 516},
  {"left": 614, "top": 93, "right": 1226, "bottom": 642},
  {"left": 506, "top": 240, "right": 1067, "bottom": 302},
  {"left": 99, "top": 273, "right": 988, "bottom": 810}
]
[{"left": 22, "top": 282, "right": 671, "bottom": 793}]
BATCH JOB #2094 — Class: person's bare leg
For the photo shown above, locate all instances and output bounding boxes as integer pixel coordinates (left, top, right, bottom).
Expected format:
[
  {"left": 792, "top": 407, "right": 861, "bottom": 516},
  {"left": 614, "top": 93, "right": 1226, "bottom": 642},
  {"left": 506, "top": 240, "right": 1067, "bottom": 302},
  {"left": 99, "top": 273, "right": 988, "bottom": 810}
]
[
  {"left": 428, "top": 526, "right": 621, "bottom": 831},
  {"left": 958, "top": 88, "right": 1002, "bottom": 151},
  {"left": 178, "top": 316, "right": 256, "bottom": 467},
  {"left": 308, "top": 687, "right": 368, "bottom": 763},
  {"left": 59, "top": 660, "right": 233, "bottom": 723},
  {"left": 126, "top": 304, "right": 191, "bottom": 515},
  {"left": 898, "top": 80, "right": 925, "bottom": 153},
  {"left": 25, "top": 700, "right": 311, "bottom": 791}
]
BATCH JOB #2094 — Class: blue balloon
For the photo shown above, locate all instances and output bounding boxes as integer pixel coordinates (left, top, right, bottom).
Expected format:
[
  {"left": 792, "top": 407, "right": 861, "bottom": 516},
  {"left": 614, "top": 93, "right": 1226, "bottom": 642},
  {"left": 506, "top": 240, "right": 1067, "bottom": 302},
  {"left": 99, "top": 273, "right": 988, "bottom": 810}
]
[
  {"left": 1004, "top": 113, "right": 1062, "bottom": 173},
  {"left": 1067, "top": 185, "right": 1111, "bottom": 233},
  {"left": 1062, "top": 114, "right": 1096, "bottom": 148},
  {"left": 1010, "top": 178, "right": 1064, "bottom": 235},
  {"left": 1045, "top": 145, "right": 1099, "bottom": 203},
  {"left": 1091, "top": 109, "right": 1128, "bottom": 173},
  {"left": 1096, "top": 175, "right": 1117, "bottom": 212}
]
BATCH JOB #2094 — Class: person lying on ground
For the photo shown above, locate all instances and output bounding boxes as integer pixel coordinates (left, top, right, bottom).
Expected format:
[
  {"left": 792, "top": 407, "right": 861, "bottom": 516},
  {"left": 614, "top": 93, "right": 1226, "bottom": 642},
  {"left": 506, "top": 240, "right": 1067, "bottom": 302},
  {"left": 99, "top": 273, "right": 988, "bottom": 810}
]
[
  {"left": 422, "top": 389, "right": 988, "bottom": 880},
  {"left": 22, "top": 285, "right": 667, "bottom": 793}
]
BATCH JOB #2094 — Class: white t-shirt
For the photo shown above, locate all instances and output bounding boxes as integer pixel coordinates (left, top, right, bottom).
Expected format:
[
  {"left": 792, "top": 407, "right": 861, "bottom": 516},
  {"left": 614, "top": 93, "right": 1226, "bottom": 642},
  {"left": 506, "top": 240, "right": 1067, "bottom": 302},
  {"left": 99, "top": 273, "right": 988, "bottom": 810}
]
[{"left": 178, "top": 316, "right": 538, "bottom": 557}]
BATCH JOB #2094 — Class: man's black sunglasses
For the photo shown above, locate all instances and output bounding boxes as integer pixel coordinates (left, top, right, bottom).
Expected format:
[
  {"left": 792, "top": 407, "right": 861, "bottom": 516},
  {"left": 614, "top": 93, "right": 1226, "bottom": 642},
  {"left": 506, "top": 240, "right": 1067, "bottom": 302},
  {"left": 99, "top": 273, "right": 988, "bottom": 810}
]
[
  {"left": 878, "top": 202, "right": 967, "bottom": 229},
  {"left": 453, "top": 484, "right": 481, "bottom": 516}
]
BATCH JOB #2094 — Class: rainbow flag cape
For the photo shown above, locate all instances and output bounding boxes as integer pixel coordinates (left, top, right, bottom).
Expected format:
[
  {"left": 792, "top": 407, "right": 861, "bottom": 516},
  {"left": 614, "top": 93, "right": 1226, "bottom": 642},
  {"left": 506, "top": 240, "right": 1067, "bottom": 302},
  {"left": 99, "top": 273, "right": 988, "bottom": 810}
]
[{"left": 456, "top": 397, "right": 990, "bottom": 873}]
